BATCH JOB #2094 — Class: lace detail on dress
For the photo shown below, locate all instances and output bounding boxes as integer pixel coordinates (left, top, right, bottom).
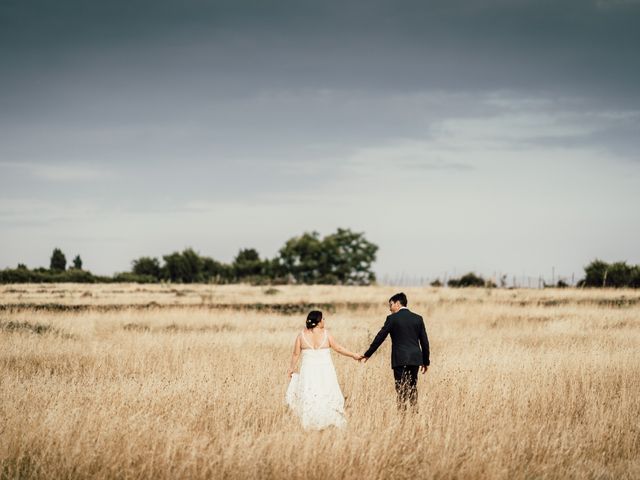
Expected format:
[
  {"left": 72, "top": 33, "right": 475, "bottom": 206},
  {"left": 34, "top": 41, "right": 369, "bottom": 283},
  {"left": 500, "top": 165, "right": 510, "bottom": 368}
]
[{"left": 300, "top": 329, "right": 329, "bottom": 350}]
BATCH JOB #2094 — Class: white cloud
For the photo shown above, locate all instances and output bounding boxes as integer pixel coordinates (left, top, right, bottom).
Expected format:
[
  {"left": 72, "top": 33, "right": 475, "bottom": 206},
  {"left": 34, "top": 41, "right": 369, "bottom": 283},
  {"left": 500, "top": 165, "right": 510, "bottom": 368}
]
[{"left": 341, "top": 92, "right": 639, "bottom": 179}]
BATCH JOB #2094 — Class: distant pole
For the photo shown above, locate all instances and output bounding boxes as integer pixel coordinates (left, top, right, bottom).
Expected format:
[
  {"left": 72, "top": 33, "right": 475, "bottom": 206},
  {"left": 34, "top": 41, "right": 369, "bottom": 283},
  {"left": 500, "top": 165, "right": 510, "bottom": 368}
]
[{"left": 552, "top": 266, "right": 555, "bottom": 286}]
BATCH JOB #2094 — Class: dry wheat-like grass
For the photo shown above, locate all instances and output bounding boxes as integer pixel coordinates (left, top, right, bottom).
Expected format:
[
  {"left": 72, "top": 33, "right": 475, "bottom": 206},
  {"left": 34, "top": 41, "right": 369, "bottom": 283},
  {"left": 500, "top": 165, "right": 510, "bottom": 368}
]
[{"left": 1, "top": 285, "right": 639, "bottom": 479}]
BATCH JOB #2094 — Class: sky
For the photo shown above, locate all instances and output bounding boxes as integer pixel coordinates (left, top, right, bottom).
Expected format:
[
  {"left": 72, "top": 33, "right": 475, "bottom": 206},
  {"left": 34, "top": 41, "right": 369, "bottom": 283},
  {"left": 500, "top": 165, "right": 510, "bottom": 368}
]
[{"left": 1, "top": 0, "right": 639, "bottom": 284}]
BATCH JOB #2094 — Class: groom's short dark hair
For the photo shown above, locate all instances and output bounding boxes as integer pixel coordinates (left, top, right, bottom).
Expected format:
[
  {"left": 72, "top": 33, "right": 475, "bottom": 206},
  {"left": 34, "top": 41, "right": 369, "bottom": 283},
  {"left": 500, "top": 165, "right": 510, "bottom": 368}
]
[{"left": 389, "top": 292, "right": 407, "bottom": 306}]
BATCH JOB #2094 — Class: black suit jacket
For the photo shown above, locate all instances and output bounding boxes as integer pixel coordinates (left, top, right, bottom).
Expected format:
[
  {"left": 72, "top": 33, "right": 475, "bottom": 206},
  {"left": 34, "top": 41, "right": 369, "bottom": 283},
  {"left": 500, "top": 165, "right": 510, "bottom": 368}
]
[{"left": 364, "top": 308, "right": 430, "bottom": 368}]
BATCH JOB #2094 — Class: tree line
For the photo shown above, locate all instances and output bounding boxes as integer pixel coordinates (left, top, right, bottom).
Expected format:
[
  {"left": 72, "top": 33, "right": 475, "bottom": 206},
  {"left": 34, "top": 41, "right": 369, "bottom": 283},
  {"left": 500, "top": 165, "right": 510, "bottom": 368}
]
[
  {"left": 0, "top": 228, "right": 379, "bottom": 286},
  {"left": 428, "top": 259, "right": 640, "bottom": 289},
  {"left": 577, "top": 259, "right": 640, "bottom": 288},
  {"left": 1, "top": 239, "right": 638, "bottom": 288}
]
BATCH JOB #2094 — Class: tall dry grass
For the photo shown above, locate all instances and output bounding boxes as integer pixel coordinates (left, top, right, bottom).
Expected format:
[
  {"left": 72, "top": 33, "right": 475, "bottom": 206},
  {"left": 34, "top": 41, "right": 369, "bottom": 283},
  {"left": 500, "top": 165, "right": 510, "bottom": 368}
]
[{"left": 1, "top": 285, "right": 639, "bottom": 479}]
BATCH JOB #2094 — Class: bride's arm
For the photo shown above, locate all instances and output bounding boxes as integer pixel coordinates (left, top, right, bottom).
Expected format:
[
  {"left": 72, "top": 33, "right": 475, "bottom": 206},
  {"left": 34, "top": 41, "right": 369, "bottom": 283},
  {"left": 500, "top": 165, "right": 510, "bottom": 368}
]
[
  {"left": 287, "top": 335, "right": 302, "bottom": 378},
  {"left": 328, "top": 332, "right": 362, "bottom": 360}
]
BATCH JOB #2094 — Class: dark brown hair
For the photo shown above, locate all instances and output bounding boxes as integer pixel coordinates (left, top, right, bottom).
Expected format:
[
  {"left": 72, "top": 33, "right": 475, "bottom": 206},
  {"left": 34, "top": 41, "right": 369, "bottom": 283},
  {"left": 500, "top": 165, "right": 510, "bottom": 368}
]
[
  {"left": 306, "top": 310, "right": 323, "bottom": 329},
  {"left": 389, "top": 292, "right": 408, "bottom": 306}
]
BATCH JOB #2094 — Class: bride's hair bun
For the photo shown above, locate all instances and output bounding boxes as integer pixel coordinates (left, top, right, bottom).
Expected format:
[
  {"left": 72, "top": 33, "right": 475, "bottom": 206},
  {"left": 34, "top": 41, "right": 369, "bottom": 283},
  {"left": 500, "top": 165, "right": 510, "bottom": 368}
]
[{"left": 306, "top": 310, "right": 323, "bottom": 329}]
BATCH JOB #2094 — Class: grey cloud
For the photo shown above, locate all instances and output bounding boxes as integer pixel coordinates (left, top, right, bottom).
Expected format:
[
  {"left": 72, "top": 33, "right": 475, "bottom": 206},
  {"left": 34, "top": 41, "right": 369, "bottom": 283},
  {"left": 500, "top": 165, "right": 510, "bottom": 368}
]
[
  {"left": 1, "top": 88, "right": 636, "bottom": 210},
  {"left": 2, "top": 0, "right": 640, "bottom": 276},
  {"left": 2, "top": 0, "right": 640, "bottom": 106}
]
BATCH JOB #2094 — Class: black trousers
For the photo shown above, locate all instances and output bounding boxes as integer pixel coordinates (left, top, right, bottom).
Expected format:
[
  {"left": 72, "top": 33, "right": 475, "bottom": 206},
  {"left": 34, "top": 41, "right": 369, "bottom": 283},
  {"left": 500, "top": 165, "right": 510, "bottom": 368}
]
[{"left": 393, "top": 365, "right": 419, "bottom": 411}]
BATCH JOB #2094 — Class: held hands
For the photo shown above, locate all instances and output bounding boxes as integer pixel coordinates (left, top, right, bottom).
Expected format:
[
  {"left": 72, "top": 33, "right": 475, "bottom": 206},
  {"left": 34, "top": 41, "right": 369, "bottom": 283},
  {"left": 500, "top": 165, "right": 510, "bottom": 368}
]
[{"left": 348, "top": 352, "right": 426, "bottom": 370}]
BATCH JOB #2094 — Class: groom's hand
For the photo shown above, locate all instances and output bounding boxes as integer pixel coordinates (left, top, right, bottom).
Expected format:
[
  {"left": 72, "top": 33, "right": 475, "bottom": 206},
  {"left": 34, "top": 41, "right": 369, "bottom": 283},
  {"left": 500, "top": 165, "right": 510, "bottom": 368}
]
[
  {"left": 420, "top": 365, "right": 428, "bottom": 374},
  {"left": 360, "top": 356, "right": 368, "bottom": 364}
]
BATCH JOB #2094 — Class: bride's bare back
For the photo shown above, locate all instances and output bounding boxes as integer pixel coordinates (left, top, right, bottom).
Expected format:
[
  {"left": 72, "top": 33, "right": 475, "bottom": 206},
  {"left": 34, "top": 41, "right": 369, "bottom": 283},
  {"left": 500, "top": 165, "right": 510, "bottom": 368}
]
[
  {"left": 287, "top": 312, "right": 363, "bottom": 379},
  {"left": 300, "top": 328, "right": 329, "bottom": 350}
]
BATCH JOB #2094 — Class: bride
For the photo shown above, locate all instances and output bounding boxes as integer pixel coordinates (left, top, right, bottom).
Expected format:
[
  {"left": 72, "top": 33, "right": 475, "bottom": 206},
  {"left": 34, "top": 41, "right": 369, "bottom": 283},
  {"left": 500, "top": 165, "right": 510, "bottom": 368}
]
[{"left": 286, "top": 310, "right": 362, "bottom": 429}]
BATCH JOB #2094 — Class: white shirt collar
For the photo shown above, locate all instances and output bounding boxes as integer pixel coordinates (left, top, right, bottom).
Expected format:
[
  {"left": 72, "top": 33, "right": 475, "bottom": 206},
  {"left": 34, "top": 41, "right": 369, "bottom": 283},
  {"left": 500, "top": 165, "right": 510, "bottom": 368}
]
[{"left": 399, "top": 306, "right": 408, "bottom": 310}]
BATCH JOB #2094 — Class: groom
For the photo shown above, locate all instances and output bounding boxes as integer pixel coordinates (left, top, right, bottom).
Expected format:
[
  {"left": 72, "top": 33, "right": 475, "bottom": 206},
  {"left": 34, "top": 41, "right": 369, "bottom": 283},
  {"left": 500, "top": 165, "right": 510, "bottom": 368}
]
[{"left": 362, "top": 292, "right": 430, "bottom": 411}]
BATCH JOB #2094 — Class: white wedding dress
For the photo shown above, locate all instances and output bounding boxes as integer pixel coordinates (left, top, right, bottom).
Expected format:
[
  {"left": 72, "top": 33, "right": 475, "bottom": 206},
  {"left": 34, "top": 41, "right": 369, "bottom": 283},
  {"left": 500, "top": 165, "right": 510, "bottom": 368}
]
[{"left": 285, "top": 329, "right": 346, "bottom": 430}]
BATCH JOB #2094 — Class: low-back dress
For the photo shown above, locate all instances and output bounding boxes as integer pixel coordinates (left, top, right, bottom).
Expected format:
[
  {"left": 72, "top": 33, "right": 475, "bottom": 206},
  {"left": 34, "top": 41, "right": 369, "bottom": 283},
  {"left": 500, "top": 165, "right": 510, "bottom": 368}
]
[{"left": 285, "top": 329, "right": 346, "bottom": 429}]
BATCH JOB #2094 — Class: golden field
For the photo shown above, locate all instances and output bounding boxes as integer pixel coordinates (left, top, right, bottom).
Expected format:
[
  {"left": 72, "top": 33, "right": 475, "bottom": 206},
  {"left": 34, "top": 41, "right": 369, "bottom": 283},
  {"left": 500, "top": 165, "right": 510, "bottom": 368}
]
[{"left": 1, "top": 284, "right": 639, "bottom": 479}]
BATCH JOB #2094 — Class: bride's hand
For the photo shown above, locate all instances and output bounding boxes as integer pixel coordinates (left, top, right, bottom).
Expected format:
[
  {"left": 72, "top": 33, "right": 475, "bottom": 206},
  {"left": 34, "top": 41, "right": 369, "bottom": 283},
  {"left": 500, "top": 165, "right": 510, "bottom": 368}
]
[
  {"left": 287, "top": 368, "right": 294, "bottom": 378},
  {"left": 353, "top": 354, "right": 364, "bottom": 361}
]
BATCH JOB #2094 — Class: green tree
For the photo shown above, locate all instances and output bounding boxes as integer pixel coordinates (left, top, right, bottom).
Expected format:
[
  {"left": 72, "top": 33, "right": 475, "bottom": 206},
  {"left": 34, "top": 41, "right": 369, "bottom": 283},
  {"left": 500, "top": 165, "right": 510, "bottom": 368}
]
[
  {"left": 322, "top": 228, "right": 378, "bottom": 285},
  {"left": 162, "top": 248, "right": 204, "bottom": 283},
  {"left": 132, "top": 256, "right": 162, "bottom": 279},
  {"left": 72, "top": 255, "right": 83, "bottom": 270},
  {"left": 277, "top": 231, "right": 326, "bottom": 284},
  {"left": 277, "top": 228, "right": 378, "bottom": 285},
  {"left": 448, "top": 272, "right": 492, "bottom": 288},
  {"left": 583, "top": 259, "right": 610, "bottom": 287},
  {"left": 202, "top": 256, "right": 231, "bottom": 283},
  {"left": 631, "top": 266, "right": 640, "bottom": 288},
  {"left": 605, "top": 262, "right": 635, "bottom": 288},
  {"left": 262, "top": 257, "right": 288, "bottom": 283},
  {"left": 232, "top": 248, "right": 266, "bottom": 282},
  {"left": 582, "top": 259, "right": 638, "bottom": 288},
  {"left": 50, "top": 248, "right": 66, "bottom": 271}
]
